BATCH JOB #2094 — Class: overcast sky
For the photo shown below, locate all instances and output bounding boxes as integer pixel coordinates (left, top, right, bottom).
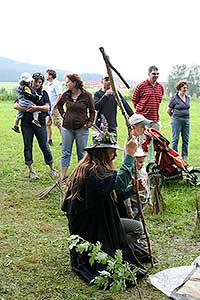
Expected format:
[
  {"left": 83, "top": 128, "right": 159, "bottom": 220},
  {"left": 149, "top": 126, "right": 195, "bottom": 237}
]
[{"left": 1, "top": 0, "right": 200, "bottom": 82}]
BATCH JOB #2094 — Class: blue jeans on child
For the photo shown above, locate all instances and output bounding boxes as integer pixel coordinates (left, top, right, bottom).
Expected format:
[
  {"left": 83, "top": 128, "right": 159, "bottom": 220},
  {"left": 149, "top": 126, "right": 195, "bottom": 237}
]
[
  {"left": 17, "top": 99, "right": 40, "bottom": 119},
  {"left": 61, "top": 127, "right": 89, "bottom": 167},
  {"left": 171, "top": 116, "right": 190, "bottom": 159}
]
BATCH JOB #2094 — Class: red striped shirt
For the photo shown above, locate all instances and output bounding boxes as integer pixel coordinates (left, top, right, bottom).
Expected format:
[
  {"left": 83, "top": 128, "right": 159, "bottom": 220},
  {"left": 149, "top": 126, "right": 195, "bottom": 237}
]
[{"left": 132, "top": 80, "right": 164, "bottom": 121}]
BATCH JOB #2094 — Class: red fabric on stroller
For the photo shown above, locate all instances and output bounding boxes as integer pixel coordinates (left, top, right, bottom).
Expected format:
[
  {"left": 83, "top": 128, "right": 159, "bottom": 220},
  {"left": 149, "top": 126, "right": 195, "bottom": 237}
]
[{"left": 142, "top": 128, "right": 187, "bottom": 172}]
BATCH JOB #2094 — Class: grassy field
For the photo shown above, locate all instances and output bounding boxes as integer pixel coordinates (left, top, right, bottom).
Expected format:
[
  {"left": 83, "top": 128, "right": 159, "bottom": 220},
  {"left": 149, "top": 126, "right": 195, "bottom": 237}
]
[{"left": 0, "top": 97, "right": 200, "bottom": 300}]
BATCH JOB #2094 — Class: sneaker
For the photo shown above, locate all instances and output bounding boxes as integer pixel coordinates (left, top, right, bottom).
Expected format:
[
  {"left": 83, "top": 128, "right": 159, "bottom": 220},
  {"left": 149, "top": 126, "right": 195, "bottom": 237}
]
[
  {"left": 29, "top": 171, "right": 39, "bottom": 180},
  {"left": 59, "top": 142, "right": 62, "bottom": 146},
  {"left": 48, "top": 139, "right": 54, "bottom": 146},
  {"left": 32, "top": 120, "right": 41, "bottom": 127},
  {"left": 50, "top": 168, "right": 58, "bottom": 177},
  {"left": 12, "top": 125, "right": 20, "bottom": 133}
]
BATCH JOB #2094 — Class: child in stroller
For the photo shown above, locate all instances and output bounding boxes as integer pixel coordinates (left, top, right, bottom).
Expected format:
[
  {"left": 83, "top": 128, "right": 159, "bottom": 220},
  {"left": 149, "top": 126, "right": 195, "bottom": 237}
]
[{"left": 142, "top": 128, "right": 200, "bottom": 186}]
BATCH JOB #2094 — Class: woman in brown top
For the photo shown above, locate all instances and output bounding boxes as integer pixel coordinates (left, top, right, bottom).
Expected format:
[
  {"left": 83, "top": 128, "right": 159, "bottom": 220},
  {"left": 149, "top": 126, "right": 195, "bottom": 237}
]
[{"left": 57, "top": 74, "right": 95, "bottom": 180}]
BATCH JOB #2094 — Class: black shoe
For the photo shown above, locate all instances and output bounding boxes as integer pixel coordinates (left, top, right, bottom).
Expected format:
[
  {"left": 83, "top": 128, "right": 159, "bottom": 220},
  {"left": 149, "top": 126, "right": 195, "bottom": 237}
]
[
  {"left": 12, "top": 125, "right": 20, "bottom": 133},
  {"left": 48, "top": 139, "right": 54, "bottom": 146},
  {"left": 59, "top": 142, "right": 62, "bottom": 146},
  {"left": 32, "top": 120, "right": 41, "bottom": 127}
]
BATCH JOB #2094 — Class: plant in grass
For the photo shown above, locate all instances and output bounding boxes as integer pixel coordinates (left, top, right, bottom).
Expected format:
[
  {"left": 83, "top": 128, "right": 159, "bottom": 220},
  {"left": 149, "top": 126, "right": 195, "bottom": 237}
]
[{"left": 68, "top": 235, "right": 141, "bottom": 297}]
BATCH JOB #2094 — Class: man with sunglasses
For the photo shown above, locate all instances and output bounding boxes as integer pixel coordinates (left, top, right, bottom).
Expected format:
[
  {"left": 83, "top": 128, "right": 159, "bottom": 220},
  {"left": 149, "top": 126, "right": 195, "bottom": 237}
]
[{"left": 132, "top": 66, "right": 164, "bottom": 130}]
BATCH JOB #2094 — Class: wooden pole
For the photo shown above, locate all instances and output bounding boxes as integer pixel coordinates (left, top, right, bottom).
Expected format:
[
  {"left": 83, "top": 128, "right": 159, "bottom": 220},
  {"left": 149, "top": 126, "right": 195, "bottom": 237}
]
[
  {"left": 133, "top": 167, "right": 154, "bottom": 267},
  {"left": 99, "top": 47, "right": 154, "bottom": 265}
]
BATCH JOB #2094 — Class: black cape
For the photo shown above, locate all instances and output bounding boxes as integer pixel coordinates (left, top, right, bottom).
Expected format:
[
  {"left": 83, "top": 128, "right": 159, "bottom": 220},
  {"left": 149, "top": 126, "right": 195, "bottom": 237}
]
[{"left": 62, "top": 166, "right": 147, "bottom": 283}]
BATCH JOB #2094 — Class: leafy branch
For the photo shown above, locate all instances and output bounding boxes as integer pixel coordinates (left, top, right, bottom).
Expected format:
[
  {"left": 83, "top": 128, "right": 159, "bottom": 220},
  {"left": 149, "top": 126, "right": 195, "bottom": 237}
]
[{"left": 68, "top": 235, "right": 142, "bottom": 298}]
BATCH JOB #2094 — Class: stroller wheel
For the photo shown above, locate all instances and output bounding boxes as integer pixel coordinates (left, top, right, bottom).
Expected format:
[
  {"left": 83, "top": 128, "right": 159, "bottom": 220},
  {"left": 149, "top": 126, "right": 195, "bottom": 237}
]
[
  {"left": 187, "top": 169, "right": 200, "bottom": 186},
  {"left": 146, "top": 162, "right": 158, "bottom": 174}
]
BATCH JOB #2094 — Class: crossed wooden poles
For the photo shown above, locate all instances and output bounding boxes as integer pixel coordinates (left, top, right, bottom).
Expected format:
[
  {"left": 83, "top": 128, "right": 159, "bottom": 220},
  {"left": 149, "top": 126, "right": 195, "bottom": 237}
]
[{"left": 99, "top": 47, "right": 153, "bottom": 267}]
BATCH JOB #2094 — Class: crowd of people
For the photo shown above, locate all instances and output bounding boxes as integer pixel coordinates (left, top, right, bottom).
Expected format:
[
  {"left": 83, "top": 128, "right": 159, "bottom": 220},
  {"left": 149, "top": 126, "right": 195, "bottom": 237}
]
[{"left": 12, "top": 65, "right": 191, "bottom": 283}]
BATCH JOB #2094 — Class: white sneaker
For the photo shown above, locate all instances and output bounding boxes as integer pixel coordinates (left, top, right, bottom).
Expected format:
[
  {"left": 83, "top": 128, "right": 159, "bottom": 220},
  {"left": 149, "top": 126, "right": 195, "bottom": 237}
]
[
  {"left": 50, "top": 169, "right": 58, "bottom": 177},
  {"left": 29, "top": 171, "right": 39, "bottom": 180}
]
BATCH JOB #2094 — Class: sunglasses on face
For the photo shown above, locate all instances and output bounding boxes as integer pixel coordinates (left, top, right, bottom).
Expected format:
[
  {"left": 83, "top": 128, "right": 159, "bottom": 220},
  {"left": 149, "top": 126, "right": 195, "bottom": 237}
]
[{"left": 151, "top": 72, "right": 159, "bottom": 76}]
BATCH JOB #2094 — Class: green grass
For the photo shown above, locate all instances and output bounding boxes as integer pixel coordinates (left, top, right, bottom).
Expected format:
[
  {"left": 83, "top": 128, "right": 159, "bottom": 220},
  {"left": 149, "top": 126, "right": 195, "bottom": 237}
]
[{"left": 0, "top": 97, "right": 200, "bottom": 300}]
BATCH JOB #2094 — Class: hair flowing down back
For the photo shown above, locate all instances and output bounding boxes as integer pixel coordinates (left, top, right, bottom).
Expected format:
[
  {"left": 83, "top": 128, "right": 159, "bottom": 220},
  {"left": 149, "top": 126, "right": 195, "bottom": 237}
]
[{"left": 65, "top": 149, "right": 116, "bottom": 200}]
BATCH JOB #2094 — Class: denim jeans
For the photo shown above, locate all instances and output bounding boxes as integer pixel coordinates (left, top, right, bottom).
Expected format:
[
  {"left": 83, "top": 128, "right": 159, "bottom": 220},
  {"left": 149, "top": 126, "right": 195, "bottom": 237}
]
[
  {"left": 17, "top": 99, "right": 40, "bottom": 119},
  {"left": 61, "top": 127, "right": 89, "bottom": 167},
  {"left": 21, "top": 124, "right": 53, "bottom": 165},
  {"left": 171, "top": 116, "right": 190, "bottom": 159}
]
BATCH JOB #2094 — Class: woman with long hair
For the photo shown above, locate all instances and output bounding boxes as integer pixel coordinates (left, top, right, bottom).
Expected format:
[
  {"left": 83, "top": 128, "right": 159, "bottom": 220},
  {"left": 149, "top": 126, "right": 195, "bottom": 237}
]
[{"left": 62, "top": 132, "right": 147, "bottom": 283}]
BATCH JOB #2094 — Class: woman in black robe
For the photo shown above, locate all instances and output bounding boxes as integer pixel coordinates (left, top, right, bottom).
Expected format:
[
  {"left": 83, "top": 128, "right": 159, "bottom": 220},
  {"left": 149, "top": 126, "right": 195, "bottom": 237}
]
[{"left": 62, "top": 132, "right": 148, "bottom": 283}]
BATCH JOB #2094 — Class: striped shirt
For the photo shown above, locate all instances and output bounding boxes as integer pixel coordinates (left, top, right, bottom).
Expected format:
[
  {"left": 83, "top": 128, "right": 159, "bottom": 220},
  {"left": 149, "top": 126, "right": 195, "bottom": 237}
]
[{"left": 132, "top": 79, "right": 164, "bottom": 121}]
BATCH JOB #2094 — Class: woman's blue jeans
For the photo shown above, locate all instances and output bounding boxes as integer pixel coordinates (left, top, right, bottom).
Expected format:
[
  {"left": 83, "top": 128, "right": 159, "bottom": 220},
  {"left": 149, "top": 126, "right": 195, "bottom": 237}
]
[
  {"left": 171, "top": 116, "right": 190, "bottom": 159},
  {"left": 61, "top": 127, "right": 89, "bottom": 167},
  {"left": 21, "top": 124, "right": 53, "bottom": 165}
]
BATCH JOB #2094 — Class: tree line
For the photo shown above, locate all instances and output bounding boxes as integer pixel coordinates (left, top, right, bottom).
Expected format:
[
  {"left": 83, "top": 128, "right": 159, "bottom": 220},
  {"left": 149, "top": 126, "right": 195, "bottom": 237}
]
[{"left": 166, "top": 64, "right": 200, "bottom": 97}]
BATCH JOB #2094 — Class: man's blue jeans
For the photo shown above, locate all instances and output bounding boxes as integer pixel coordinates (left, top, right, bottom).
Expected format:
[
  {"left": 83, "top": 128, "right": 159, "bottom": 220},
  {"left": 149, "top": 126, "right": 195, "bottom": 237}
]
[
  {"left": 171, "top": 116, "right": 190, "bottom": 159},
  {"left": 61, "top": 127, "right": 89, "bottom": 167},
  {"left": 21, "top": 124, "right": 53, "bottom": 165}
]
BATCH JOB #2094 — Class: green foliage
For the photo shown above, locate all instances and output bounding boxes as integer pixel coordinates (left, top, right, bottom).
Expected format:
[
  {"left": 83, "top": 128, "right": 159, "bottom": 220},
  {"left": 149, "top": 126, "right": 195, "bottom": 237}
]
[
  {"left": 167, "top": 64, "right": 200, "bottom": 97},
  {"left": 93, "top": 131, "right": 117, "bottom": 146},
  {"left": 123, "top": 87, "right": 134, "bottom": 102},
  {"left": 0, "top": 89, "right": 17, "bottom": 102},
  {"left": 68, "top": 235, "right": 138, "bottom": 293}
]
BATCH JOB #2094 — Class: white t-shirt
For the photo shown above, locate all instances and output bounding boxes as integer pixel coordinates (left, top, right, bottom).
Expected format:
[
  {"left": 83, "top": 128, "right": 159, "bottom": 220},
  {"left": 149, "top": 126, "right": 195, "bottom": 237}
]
[{"left": 47, "top": 79, "right": 62, "bottom": 109}]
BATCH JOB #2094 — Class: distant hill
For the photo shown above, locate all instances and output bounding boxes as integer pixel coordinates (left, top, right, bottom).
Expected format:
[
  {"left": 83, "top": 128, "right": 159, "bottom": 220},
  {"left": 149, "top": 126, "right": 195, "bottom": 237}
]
[
  {"left": 0, "top": 57, "right": 134, "bottom": 84},
  {"left": 0, "top": 57, "right": 71, "bottom": 82}
]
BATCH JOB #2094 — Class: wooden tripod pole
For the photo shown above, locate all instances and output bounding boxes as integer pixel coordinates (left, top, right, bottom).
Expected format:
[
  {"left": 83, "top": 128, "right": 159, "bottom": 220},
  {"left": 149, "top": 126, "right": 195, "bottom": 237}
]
[
  {"left": 99, "top": 46, "right": 154, "bottom": 266},
  {"left": 133, "top": 166, "right": 154, "bottom": 267},
  {"left": 99, "top": 47, "right": 132, "bottom": 138}
]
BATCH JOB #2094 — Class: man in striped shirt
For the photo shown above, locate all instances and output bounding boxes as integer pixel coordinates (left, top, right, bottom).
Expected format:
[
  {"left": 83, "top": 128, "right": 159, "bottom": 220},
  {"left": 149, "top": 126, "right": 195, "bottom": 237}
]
[{"left": 132, "top": 65, "right": 164, "bottom": 130}]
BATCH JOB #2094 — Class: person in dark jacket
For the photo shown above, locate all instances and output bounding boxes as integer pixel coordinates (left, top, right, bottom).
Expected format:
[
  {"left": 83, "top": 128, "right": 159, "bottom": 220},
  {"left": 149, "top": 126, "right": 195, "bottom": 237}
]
[
  {"left": 57, "top": 74, "right": 95, "bottom": 181},
  {"left": 61, "top": 130, "right": 148, "bottom": 284},
  {"left": 94, "top": 76, "right": 133, "bottom": 135},
  {"left": 14, "top": 72, "right": 57, "bottom": 179}
]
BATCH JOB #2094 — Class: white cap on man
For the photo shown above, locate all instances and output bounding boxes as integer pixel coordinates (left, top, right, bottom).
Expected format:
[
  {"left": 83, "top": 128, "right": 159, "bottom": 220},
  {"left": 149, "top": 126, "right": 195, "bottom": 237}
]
[
  {"left": 129, "top": 113, "right": 152, "bottom": 126},
  {"left": 20, "top": 72, "right": 33, "bottom": 83}
]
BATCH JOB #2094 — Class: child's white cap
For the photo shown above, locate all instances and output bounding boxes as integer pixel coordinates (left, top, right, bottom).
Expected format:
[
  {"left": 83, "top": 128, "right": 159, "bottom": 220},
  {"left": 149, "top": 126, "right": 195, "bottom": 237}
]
[
  {"left": 20, "top": 72, "right": 33, "bottom": 83},
  {"left": 134, "top": 147, "right": 147, "bottom": 157},
  {"left": 129, "top": 113, "right": 152, "bottom": 126}
]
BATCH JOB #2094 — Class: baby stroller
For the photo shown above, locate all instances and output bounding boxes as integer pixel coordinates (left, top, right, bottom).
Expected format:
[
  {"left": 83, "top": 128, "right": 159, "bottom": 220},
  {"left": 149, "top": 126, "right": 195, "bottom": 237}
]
[{"left": 142, "top": 128, "right": 200, "bottom": 187}]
